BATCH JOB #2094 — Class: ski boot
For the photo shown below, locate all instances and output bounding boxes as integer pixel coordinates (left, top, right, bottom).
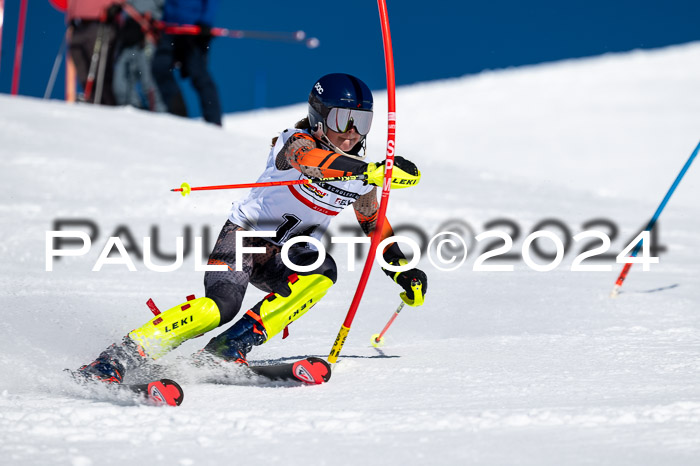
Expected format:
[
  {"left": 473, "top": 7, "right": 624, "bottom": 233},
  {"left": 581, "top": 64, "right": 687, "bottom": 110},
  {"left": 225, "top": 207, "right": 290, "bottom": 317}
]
[
  {"left": 75, "top": 337, "right": 146, "bottom": 384},
  {"left": 197, "top": 312, "right": 267, "bottom": 366},
  {"left": 196, "top": 271, "right": 334, "bottom": 364}
]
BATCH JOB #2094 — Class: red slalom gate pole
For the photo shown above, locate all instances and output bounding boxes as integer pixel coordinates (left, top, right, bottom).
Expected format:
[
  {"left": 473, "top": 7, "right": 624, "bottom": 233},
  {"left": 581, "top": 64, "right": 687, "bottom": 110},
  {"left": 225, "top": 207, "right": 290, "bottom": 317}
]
[
  {"left": 0, "top": 0, "right": 5, "bottom": 72},
  {"left": 11, "top": 0, "right": 28, "bottom": 95},
  {"left": 328, "top": 0, "right": 397, "bottom": 363}
]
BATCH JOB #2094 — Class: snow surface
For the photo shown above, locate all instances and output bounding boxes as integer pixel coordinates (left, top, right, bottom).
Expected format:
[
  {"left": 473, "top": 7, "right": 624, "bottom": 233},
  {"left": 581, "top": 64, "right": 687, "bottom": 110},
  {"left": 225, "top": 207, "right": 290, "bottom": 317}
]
[{"left": 1, "top": 42, "right": 700, "bottom": 465}]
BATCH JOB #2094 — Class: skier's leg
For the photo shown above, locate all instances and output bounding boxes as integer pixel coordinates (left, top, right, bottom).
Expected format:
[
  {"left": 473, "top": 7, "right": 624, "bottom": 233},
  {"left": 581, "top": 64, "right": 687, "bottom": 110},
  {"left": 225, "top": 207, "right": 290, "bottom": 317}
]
[
  {"left": 126, "top": 220, "right": 253, "bottom": 359},
  {"left": 201, "top": 246, "right": 337, "bottom": 363},
  {"left": 77, "top": 294, "right": 224, "bottom": 383},
  {"left": 77, "top": 221, "right": 252, "bottom": 382}
]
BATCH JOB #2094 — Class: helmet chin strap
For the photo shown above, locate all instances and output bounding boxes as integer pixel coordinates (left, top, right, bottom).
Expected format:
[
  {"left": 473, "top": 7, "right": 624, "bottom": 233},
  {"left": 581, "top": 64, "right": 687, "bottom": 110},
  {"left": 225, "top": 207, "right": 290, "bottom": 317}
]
[{"left": 312, "top": 124, "right": 367, "bottom": 161}]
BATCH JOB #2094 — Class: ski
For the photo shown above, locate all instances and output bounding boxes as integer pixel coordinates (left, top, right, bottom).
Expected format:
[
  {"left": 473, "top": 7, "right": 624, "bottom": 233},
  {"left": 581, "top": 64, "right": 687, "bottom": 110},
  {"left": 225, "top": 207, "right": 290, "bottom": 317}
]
[
  {"left": 119, "top": 379, "right": 184, "bottom": 406},
  {"left": 66, "top": 370, "right": 184, "bottom": 406},
  {"left": 138, "top": 356, "right": 332, "bottom": 386},
  {"left": 246, "top": 357, "right": 331, "bottom": 384},
  {"left": 95, "top": 356, "right": 331, "bottom": 391}
]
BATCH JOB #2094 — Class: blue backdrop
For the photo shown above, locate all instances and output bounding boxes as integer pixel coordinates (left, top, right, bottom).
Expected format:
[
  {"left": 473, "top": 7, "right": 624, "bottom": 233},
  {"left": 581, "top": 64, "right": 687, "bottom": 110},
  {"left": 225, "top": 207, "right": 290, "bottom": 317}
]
[{"left": 1, "top": 1, "right": 699, "bottom": 116}]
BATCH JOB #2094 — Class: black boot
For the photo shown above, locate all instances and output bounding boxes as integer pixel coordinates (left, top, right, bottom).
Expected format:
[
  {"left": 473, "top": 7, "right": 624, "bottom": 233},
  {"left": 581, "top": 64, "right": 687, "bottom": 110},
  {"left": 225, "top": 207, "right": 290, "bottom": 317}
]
[
  {"left": 200, "top": 314, "right": 267, "bottom": 365},
  {"left": 76, "top": 337, "right": 146, "bottom": 384}
]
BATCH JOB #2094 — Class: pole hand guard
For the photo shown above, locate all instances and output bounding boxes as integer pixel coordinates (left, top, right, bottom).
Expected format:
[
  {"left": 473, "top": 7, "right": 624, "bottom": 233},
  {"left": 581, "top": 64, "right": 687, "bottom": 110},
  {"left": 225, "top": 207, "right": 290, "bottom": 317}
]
[
  {"left": 383, "top": 259, "right": 427, "bottom": 307},
  {"left": 364, "top": 156, "right": 421, "bottom": 189},
  {"left": 400, "top": 279, "right": 424, "bottom": 306}
]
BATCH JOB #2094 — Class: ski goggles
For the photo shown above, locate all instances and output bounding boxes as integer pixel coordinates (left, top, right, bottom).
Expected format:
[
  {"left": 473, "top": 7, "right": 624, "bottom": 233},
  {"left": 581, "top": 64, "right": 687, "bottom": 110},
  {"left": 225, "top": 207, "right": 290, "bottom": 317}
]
[{"left": 325, "top": 108, "right": 373, "bottom": 136}]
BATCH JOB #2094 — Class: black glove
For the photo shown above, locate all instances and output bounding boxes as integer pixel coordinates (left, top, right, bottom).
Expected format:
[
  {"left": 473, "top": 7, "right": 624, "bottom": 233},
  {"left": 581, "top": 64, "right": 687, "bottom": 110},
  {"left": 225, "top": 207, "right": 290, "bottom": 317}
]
[{"left": 383, "top": 259, "right": 428, "bottom": 306}]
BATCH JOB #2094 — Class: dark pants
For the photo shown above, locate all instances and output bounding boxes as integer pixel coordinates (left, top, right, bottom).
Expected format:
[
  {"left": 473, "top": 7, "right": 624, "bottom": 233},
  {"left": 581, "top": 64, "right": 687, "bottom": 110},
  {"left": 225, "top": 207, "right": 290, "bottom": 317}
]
[
  {"left": 204, "top": 220, "right": 338, "bottom": 326},
  {"left": 151, "top": 34, "right": 222, "bottom": 125}
]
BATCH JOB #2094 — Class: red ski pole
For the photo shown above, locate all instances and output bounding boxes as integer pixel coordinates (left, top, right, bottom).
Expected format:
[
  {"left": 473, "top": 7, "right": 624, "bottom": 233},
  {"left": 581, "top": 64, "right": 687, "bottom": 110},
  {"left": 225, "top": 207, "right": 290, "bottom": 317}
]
[
  {"left": 171, "top": 176, "right": 366, "bottom": 196},
  {"left": 371, "top": 280, "right": 423, "bottom": 348}
]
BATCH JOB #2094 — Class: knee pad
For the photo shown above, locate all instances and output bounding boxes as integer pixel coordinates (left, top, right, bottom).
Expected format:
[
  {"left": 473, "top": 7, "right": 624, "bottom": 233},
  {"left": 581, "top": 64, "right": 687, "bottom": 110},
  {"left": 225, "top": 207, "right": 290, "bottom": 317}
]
[
  {"left": 248, "top": 273, "right": 334, "bottom": 340},
  {"left": 286, "top": 247, "right": 338, "bottom": 284},
  {"left": 128, "top": 297, "right": 221, "bottom": 359}
]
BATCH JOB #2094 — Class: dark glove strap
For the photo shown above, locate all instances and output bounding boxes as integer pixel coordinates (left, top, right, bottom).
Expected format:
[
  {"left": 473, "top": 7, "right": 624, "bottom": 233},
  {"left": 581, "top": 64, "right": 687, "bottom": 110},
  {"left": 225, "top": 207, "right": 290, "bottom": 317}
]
[{"left": 393, "top": 156, "right": 419, "bottom": 176}]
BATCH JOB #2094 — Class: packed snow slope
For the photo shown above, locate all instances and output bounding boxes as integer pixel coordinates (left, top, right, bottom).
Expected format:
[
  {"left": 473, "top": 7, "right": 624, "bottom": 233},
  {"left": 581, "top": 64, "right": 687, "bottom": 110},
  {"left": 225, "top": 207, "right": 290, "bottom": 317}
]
[{"left": 1, "top": 42, "right": 700, "bottom": 465}]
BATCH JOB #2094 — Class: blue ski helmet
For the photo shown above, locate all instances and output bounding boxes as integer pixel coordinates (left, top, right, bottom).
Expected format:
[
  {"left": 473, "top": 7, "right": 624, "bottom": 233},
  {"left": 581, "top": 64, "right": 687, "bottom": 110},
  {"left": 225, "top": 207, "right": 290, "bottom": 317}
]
[{"left": 308, "top": 73, "right": 374, "bottom": 137}]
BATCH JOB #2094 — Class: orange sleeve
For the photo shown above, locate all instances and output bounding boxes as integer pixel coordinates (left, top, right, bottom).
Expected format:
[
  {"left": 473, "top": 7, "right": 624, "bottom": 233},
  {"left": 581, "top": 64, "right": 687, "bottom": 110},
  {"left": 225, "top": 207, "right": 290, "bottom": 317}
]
[{"left": 286, "top": 133, "right": 367, "bottom": 178}]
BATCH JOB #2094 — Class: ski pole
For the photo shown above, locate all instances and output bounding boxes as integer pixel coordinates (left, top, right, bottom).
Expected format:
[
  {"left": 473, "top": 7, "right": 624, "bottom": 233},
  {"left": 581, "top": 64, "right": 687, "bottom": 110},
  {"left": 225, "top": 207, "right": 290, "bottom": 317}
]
[
  {"left": 83, "top": 22, "right": 106, "bottom": 102},
  {"left": 371, "top": 279, "right": 423, "bottom": 348},
  {"left": 159, "top": 23, "right": 320, "bottom": 49},
  {"left": 44, "top": 29, "right": 68, "bottom": 99},
  {"left": 94, "top": 25, "right": 113, "bottom": 105},
  {"left": 610, "top": 140, "right": 699, "bottom": 298},
  {"left": 171, "top": 175, "right": 367, "bottom": 196},
  {"left": 371, "top": 302, "right": 405, "bottom": 348}
]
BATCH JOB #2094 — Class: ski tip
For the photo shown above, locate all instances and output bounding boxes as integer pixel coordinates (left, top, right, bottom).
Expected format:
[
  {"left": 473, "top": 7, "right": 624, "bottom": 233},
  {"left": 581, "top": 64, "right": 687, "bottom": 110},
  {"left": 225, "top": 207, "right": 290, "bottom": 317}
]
[
  {"left": 292, "top": 357, "right": 332, "bottom": 384},
  {"left": 147, "top": 379, "right": 184, "bottom": 406}
]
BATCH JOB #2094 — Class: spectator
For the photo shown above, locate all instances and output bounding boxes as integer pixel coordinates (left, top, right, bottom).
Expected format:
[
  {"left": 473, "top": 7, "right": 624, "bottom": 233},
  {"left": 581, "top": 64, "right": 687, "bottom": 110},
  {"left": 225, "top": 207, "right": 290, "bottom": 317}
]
[
  {"left": 152, "top": 0, "right": 222, "bottom": 126},
  {"left": 66, "top": 0, "right": 120, "bottom": 105},
  {"left": 112, "top": 0, "right": 167, "bottom": 112}
]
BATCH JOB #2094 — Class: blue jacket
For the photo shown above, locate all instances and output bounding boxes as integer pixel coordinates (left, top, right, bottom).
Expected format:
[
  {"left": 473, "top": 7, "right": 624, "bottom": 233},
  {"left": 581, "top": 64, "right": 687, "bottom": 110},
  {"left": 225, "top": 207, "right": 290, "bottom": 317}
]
[{"left": 162, "top": 0, "right": 218, "bottom": 26}]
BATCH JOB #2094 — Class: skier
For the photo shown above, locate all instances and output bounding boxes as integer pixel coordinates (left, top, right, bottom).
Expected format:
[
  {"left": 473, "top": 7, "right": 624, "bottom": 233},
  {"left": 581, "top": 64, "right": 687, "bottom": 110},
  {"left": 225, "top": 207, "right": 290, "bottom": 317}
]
[{"left": 76, "top": 73, "right": 427, "bottom": 384}]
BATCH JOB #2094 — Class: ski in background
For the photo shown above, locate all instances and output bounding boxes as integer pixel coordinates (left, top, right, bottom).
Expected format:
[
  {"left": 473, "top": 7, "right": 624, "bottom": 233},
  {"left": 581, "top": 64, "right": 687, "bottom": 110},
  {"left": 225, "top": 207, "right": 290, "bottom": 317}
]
[
  {"left": 82, "top": 22, "right": 106, "bottom": 102},
  {"left": 93, "top": 24, "right": 112, "bottom": 104}
]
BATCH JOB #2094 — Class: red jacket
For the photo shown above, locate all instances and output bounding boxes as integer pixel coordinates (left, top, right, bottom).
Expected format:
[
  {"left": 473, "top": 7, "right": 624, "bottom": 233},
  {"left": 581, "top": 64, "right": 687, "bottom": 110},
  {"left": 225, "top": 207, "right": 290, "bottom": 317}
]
[{"left": 66, "top": 0, "right": 117, "bottom": 22}]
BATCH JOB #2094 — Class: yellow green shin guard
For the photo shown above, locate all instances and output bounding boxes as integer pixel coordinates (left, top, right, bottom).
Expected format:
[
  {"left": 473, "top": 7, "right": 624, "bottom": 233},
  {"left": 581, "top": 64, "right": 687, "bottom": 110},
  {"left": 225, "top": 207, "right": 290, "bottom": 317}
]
[
  {"left": 128, "top": 297, "right": 221, "bottom": 359},
  {"left": 252, "top": 274, "right": 334, "bottom": 340}
]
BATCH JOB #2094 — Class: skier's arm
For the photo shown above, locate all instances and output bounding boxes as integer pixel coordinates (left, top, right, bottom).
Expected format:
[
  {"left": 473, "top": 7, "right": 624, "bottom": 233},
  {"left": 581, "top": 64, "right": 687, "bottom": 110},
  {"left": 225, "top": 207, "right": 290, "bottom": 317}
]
[
  {"left": 275, "top": 132, "right": 365, "bottom": 178},
  {"left": 275, "top": 132, "right": 421, "bottom": 188},
  {"left": 353, "top": 191, "right": 428, "bottom": 306}
]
